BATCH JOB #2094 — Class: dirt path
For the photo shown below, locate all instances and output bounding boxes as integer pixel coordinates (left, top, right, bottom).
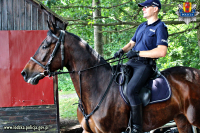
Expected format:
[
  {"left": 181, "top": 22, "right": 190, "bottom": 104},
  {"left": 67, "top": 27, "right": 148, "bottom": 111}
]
[
  {"left": 60, "top": 118, "right": 82, "bottom": 133},
  {"left": 59, "top": 93, "right": 83, "bottom": 133},
  {"left": 59, "top": 93, "right": 78, "bottom": 99}
]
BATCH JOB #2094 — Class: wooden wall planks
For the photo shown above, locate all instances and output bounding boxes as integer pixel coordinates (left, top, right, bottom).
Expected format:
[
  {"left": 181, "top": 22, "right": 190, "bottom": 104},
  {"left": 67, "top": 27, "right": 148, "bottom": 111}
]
[
  {"left": 0, "top": 0, "right": 50, "bottom": 30},
  {"left": 0, "top": 105, "right": 59, "bottom": 132}
]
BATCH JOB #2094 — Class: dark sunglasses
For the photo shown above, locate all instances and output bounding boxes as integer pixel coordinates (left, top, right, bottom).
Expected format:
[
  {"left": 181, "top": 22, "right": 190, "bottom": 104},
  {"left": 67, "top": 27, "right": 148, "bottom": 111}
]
[{"left": 143, "top": 5, "right": 157, "bottom": 9}]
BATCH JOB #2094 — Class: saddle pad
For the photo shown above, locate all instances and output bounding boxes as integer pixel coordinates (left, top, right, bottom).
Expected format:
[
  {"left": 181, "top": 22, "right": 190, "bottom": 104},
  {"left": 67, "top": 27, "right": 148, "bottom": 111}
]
[
  {"left": 148, "top": 74, "right": 171, "bottom": 104},
  {"left": 119, "top": 74, "right": 171, "bottom": 105}
]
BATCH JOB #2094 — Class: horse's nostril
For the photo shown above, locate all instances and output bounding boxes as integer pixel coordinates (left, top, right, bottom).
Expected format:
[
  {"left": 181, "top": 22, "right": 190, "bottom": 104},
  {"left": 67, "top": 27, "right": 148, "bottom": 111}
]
[{"left": 21, "top": 70, "right": 27, "bottom": 78}]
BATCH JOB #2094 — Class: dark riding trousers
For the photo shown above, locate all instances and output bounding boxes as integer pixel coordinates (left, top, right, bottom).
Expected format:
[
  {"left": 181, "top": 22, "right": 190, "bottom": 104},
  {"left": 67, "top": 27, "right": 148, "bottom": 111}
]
[{"left": 126, "top": 57, "right": 155, "bottom": 106}]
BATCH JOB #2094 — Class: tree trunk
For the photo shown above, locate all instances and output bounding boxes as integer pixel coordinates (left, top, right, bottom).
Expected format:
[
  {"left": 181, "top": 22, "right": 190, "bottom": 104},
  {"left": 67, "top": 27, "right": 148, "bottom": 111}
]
[
  {"left": 197, "top": 1, "right": 200, "bottom": 59},
  {"left": 92, "top": 0, "right": 103, "bottom": 56},
  {"left": 197, "top": 24, "right": 200, "bottom": 59}
]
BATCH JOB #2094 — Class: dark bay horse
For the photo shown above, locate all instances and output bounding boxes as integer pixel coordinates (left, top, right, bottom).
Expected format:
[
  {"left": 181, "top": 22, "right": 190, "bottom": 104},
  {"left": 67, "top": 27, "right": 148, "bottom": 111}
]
[{"left": 21, "top": 21, "right": 200, "bottom": 133}]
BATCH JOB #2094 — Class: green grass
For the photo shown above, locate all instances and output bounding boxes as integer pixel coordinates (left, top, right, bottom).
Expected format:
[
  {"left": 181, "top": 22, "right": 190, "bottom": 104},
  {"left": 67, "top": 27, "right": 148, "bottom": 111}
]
[{"left": 59, "top": 95, "right": 78, "bottom": 120}]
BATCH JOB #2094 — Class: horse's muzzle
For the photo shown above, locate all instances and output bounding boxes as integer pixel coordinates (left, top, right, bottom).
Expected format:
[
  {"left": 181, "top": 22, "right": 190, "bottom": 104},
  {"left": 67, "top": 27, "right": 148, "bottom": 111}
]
[
  {"left": 21, "top": 70, "right": 44, "bottom": 85},
  {"left": 21, "top": 70, "right": 28, "bottom": 81}
]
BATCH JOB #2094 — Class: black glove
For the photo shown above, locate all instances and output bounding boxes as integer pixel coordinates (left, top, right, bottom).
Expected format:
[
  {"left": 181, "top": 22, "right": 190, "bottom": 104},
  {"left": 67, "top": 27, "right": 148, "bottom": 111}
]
[
  {"left": 126, "top": 50, "right": 140, "bottom": 59},
  {"left": 114, "top": 49, "right": 124, "bottom": 58}
]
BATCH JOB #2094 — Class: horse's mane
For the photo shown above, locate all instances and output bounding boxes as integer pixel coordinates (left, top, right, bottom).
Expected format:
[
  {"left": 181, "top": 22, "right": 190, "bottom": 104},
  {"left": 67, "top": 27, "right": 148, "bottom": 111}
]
[{"left": 65, "top": 31, "right": 110, "bottom": 67}]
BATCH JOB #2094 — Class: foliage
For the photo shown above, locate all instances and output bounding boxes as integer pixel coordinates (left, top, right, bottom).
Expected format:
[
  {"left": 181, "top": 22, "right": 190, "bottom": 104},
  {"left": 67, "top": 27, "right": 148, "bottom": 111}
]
[
  {"left": 57, "top": 68, "right": 75, "bottom": 91},
  {"left": 158, "top": 24, "right": 199, "bottom": 70},
  {"left": 41, "top": 0, "right": 200, "bottom": 91}
]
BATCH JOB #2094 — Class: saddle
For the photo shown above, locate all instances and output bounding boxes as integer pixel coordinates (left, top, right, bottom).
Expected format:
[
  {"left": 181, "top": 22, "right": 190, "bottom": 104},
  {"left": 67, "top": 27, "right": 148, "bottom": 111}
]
[{"left": 113, "top": 65, "right": 171, "bottom": 106}]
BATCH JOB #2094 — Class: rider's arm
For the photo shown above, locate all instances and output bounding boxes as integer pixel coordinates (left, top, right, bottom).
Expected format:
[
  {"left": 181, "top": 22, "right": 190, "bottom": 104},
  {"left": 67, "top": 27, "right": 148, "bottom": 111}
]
[
  {"left": 122, "top": 40, "right": 136, "bottom": 53},
  {"left": 139, "top": 45, "right": 167, "bottom": 58},
  {"left": 139, "top": 22, "right": 168, "bottom": 59}
]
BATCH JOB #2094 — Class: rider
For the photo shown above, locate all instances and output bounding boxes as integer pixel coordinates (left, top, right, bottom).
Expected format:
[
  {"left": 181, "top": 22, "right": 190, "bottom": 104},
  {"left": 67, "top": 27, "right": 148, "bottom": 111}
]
[{"left": 114, "top": 0, "right": 168, "bottom": 132}]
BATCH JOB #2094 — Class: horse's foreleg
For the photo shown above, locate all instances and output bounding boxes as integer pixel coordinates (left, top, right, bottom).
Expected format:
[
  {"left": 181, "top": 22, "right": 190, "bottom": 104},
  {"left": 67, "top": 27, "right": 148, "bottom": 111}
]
[{"left": 174, "top": 114, "right": 193, "bottom": 133}]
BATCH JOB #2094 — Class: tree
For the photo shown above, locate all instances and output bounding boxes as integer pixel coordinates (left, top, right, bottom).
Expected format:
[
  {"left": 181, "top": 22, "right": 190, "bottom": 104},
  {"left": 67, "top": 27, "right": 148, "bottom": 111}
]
[
  {"left": 196, "top": 0, "right": 200, "bottom": 59},
  {"left": 92, "top": 0, "right": 103, "bottom": 55}
]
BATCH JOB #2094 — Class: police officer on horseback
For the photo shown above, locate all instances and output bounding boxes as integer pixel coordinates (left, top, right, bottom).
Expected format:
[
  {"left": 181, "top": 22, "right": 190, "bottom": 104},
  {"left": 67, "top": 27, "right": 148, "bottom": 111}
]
[{"left": 114, "top": 0, "right": 168, "bottom": 132}]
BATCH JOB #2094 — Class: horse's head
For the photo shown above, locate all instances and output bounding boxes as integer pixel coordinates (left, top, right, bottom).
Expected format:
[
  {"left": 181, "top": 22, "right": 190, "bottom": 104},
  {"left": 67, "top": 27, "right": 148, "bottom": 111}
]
[{"left": 21, "top": 20, "right": 66, "bottom": 85}]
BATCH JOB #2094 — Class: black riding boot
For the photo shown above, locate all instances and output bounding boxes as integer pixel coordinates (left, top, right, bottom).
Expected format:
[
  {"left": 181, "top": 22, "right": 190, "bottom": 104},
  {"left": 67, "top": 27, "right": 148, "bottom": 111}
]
[
  {"left": 130, "top": 104, "right": 143, "bottom": 133},
  {"left": 122, "top": 104, "right": 143, "bottom": 133}
]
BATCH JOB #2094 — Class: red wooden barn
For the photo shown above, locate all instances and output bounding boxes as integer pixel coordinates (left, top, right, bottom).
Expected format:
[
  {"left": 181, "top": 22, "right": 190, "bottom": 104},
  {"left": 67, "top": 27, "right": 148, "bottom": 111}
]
[{"left": 0, "top": 0, "right": 68, "bottom": 132}]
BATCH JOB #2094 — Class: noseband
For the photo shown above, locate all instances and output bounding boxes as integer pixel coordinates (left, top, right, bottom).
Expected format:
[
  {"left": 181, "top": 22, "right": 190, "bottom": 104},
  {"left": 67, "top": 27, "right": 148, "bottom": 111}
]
[{"left": 30, "top": 30, "right": 65, "bottom": 76}]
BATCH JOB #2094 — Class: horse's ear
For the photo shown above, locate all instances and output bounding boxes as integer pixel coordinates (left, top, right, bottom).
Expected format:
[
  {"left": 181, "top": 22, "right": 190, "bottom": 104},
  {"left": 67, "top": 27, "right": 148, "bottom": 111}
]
[{"left": 47, "top": 20, "right": 56, "bottom": 33}]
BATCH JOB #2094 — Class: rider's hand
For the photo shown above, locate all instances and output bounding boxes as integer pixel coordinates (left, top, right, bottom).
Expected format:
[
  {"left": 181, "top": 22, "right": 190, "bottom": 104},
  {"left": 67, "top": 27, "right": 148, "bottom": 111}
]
[
  {"left": 114, "top": 49, "right": 124, "bottom": 58},
  {"left": 126, "top": 50, "right": 140, "bottom": 59}
]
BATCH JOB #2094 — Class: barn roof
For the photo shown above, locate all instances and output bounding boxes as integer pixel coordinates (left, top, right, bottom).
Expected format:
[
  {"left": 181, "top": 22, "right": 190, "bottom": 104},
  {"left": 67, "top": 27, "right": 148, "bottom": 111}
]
[{"left": 32, "top": 0, "right": 68, "bottom": 26}]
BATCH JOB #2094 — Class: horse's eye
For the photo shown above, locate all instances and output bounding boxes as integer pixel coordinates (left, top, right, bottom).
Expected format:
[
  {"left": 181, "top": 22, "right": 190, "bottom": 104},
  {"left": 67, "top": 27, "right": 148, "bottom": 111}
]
[{"left": 42, "top": 45, "right": 48, "bottom": 49}]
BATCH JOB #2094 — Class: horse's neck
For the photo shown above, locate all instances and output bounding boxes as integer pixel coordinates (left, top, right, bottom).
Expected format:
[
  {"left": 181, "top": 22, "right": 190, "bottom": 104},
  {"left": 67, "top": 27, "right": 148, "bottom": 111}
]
[
  {"left": 68, "top": 55, "right": 112, "bottom": 109},
  {"left": 66, "top": 37, "right": 112, "bottom": 108}
]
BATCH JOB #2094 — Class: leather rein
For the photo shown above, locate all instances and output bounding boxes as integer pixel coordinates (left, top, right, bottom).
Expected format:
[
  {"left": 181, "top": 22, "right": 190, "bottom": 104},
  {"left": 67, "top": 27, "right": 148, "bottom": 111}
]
[{"left": 30, "top": 30, "right": 125, "bottom": 131}]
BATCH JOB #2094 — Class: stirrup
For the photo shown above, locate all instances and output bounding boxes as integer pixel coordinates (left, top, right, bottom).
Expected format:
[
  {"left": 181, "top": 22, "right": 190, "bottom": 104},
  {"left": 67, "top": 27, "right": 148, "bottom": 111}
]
[{"left": 121, "top": 126, "right": 131, "bottom": 133}]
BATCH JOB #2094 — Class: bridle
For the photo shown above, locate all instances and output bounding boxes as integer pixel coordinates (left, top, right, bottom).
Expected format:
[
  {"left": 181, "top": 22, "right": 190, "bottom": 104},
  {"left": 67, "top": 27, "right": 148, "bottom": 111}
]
[{"left": 30, "top": 30, "right": 65, "bottom": 76}]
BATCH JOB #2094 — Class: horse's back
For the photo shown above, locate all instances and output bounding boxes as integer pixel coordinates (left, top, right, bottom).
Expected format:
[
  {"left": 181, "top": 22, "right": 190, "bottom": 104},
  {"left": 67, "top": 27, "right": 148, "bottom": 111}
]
[
  {"left": 161, "top": 66, "right": 200, "bottom": 97},
  {"left": 162, "top": 66, "right": 200, "bottom": 79}
]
